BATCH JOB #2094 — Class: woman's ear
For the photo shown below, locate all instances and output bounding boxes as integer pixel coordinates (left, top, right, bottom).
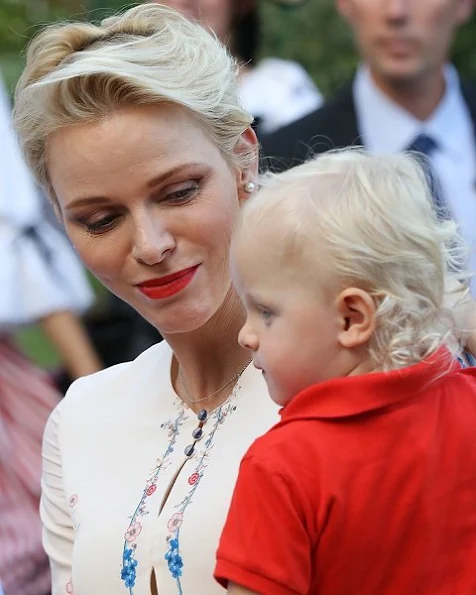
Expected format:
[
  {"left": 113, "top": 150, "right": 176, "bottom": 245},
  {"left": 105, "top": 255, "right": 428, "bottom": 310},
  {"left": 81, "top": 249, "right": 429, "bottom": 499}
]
[
  {"left": 235, "top": 127, "right": 259, "bottom": 200},
  {"left": 336, "top": 287, "right": 376, "bottom": 349}
]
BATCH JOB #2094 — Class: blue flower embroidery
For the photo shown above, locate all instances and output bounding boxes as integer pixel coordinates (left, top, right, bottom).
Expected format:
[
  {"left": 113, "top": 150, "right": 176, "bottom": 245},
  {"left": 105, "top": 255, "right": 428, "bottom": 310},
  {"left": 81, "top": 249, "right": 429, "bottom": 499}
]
[
  {"left": 121, "top": 407, "right": 187, "bottom": 593},
  {"left": 121, "top": 393, "right": 238, "bottom": 594},
  {"left": 165, "top": 538, "right": 184, "bottom": 578},
  {"left": 121, "top": 548, "right": 138, "bottom": 588},
  {"left": 164, "top": 400, "right": 238, "bottom": 591}
]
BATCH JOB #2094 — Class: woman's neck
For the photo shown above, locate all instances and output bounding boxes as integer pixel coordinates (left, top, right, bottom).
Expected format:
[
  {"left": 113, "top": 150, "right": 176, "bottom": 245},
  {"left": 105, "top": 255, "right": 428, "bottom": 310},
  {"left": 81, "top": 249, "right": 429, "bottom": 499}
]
[{"left": 162, "top": 288, "right": 251, "bottom": 413}]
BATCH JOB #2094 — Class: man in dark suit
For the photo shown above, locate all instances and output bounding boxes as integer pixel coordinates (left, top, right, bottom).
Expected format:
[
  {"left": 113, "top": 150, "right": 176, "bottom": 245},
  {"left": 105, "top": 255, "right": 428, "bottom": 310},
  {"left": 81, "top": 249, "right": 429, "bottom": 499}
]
[{"left": 262, "top": 1, "right": 476, "bottom": 288}]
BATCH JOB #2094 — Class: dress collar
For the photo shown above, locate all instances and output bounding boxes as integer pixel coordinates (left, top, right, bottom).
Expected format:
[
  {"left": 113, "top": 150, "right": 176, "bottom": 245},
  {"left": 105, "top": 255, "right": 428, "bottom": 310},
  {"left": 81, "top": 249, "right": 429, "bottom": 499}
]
[{"left": 280, "top": 349, "right": 459, "bottom": 421}]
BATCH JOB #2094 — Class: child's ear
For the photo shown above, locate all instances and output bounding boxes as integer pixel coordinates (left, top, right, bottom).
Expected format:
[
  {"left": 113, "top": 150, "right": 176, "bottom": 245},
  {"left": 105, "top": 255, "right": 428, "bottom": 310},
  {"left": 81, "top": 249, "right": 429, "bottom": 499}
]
[{"left": 336, "top": 288, "right": 376, "bottom": 349}]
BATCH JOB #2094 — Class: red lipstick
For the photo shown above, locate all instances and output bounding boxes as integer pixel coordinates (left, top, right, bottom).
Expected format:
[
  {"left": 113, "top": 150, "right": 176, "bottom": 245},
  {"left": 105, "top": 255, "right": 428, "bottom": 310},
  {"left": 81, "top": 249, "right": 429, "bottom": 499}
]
[{"left": 137, "top": 265, "right": 198, "bottom": 300}]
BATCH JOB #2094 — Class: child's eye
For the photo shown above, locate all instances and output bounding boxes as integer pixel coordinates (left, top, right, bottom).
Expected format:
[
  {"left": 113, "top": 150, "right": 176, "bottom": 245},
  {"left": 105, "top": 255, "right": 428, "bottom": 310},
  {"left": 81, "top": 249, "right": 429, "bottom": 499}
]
[{"left": 259, "top": 307, "right": 274, "bottom": 322}]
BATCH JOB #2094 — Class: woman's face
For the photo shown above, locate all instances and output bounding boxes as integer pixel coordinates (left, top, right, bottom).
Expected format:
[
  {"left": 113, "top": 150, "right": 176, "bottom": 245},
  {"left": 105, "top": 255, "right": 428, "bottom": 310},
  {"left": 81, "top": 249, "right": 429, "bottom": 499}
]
[{"left": 47, "top": 104, "right": 256, "bottom": 334}]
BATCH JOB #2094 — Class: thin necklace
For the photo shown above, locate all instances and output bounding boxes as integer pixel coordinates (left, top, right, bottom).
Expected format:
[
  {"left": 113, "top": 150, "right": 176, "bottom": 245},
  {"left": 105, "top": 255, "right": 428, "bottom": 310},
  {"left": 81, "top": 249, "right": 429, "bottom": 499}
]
[{"left": 179, "top": 359, "right": 252, "bottom": 405}]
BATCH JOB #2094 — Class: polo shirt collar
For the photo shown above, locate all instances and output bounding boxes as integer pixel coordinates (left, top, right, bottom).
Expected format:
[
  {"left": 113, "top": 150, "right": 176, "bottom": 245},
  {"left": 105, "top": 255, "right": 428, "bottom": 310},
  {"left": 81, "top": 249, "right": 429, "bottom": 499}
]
[{"left": 280, "top": 349, "right": 459, "bottom": 421}]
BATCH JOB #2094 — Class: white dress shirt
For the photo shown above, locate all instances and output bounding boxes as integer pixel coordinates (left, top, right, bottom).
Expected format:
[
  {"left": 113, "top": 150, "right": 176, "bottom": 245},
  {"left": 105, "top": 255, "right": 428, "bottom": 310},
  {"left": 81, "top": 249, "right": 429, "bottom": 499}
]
[{"left": 354, "top": 65, "right": 476, "bottom": 291}]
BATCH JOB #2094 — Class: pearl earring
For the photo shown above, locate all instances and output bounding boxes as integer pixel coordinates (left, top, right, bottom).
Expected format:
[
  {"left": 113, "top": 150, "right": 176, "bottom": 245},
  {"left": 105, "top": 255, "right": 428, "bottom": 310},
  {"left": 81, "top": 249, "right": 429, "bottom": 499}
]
[{"left": 244, "top": 181, "right": 256, "bottom": 193}]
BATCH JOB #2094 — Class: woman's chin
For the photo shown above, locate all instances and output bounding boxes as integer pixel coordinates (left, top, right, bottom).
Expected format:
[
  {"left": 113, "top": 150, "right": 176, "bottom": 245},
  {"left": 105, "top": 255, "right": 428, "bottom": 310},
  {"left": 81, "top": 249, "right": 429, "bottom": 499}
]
[{"left": 143, "top": 303, "right": 220, "bottom": 336}]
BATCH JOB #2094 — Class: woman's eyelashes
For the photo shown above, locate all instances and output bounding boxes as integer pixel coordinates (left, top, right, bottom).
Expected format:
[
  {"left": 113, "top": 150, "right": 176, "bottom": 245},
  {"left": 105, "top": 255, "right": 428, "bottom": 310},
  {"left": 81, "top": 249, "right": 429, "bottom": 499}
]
[
  {"left": 75, "top": 181, "right": 202, "bottom": 234},
  {"left": 76, "top": 211, "right": 121, "bottom": 235},
  {"left": 165, "top": 181, "right": 200, "bottom": 204}
]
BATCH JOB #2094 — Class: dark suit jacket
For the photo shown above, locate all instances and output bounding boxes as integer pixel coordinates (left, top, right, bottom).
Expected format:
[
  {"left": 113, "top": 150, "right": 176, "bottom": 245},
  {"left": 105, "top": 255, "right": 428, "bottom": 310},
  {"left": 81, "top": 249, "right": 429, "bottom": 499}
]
[{"left": 260, "top": 78, "right": 476, "bottom": 173}]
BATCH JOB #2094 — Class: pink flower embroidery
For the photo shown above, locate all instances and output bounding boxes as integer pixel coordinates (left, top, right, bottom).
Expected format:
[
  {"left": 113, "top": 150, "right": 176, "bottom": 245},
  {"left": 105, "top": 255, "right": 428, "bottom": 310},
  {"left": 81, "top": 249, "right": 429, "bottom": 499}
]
[
  {"left": 69, "top": 494, "right": 78, "bottom": 507},
  {"left": 66, "top": 578, "right": 74, "bottom": 594},
  {"left": 125, "top": 522, "right": 142, "bottom": 543},
  {"left": 146, "top": 484, "right": 157, "bottom": 497},
  {"left": 167, "top": 512, "right": 183, "bottom": 532},
  {"left": 188, "top": 472, "right": 199, "bottom": 486}
]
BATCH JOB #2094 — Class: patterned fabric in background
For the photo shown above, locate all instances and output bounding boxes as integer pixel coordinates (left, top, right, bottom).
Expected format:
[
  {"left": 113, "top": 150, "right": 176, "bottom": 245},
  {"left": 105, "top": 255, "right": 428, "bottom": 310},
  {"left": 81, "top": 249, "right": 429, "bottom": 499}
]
[{"left": 0, "top": 338, "right": 58, "bottom": 595}]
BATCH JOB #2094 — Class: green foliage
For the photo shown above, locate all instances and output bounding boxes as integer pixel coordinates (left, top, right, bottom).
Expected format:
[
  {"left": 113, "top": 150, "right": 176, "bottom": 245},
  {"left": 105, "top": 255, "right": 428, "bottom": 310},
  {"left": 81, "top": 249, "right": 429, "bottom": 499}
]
[
  {"left": 1, "top": 0, "right": 476, "bottom": 95},
  {"left": 0, "top": 0, "right": 84, "bottom": 90},
  {"left": 260, "top": 0, "right": 356, "bottom": 96},
  {"left": 259, "top": 0, "right": 476, "bottom": 96}
]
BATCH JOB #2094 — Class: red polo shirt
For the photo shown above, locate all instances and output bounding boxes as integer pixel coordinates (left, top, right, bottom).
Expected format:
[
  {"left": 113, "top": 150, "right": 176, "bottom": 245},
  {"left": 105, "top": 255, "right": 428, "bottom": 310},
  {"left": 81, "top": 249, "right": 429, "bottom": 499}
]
[{"left": 215, "top": 351, "right": 476, "bottom": 594}]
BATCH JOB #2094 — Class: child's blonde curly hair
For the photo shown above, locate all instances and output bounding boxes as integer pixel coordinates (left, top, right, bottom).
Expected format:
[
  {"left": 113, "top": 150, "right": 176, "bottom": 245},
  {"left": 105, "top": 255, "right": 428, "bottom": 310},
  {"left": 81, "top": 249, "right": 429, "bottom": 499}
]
[{"left": 237, "top": 149, "right": 469, "bottom": 371}]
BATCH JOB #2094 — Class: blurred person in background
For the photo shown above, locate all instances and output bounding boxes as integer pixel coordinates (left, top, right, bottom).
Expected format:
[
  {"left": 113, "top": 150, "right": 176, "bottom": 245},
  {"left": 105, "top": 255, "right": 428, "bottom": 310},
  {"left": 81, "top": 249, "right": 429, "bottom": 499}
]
[
  {"left": 262, "top": 0, "right": 476, "bottom": 297},
  {"left": 154, "top": 0, "right": 323, "bottom": 134},
  {"left": 0, "top": 74, "right": 102, "bottom": 595}
]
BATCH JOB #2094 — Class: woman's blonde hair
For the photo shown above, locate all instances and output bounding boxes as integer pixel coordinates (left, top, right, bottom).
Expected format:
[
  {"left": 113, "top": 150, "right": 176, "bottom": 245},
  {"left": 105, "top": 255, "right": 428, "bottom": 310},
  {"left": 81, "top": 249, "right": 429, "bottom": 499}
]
[
  {"left": 13, "top": 3, "right": 254, "bottom": 206},
  {"left": 238, "top": 149, "right": 469, "bottom": 371}
]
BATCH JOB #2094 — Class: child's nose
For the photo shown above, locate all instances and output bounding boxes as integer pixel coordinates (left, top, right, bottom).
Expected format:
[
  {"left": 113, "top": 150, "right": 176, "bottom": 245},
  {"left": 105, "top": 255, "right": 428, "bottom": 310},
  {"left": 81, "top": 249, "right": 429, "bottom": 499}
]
[{"left": 238, "top": 323, "right": 259, "bottom": 352}]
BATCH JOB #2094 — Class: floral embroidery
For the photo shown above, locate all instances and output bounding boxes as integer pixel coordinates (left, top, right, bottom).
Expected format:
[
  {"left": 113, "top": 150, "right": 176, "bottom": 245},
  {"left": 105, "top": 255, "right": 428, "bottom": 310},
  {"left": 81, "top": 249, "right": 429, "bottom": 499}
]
[
  {"left": 187, "top": 472, "right": 199, "bottom": 485},
  {"left": 65, "top": 578, "right": 74, "bottom": 594},
  {"left": 165, "top": 538, "right": 183, "bottom": 579},
  {"left": 164, "top": 397, "right": 238, "bottom": 593},
  {"left": 125, "top": 522, "right": 142, "bottom": 543},
  {"left": 121, "top": 405, "right": 188, "bottom": 593},
  {"left": 146, "top": 484, "right": 157, "bottom": 497},
  {"left": 121, "top": 548, "right": 138, "bottom": 589},
  {"left": 167, "top": 512, "right": 184, "bottom": 532},
  {"left": 120, "top": 379, "right": 240, "bottom": 594}
]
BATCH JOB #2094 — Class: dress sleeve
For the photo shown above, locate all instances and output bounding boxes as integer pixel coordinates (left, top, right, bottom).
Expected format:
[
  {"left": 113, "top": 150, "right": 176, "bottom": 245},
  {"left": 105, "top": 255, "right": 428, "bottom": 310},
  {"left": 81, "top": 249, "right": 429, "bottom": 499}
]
[
  {"left": 41, "top": 403, "right": 75, "bottom": 595},
  {"left": 215, "top": 454, "right": 313, "bottom": 595}
]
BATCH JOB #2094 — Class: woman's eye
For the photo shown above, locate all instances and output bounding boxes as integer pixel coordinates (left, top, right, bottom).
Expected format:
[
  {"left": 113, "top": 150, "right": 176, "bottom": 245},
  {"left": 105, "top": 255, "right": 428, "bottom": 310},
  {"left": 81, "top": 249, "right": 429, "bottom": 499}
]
[
  {"left": 79, "top": 214, "right": 119, "bottom": 234},
  {"left": 166, "top": 182, "right": 200, "bottom": 203}
]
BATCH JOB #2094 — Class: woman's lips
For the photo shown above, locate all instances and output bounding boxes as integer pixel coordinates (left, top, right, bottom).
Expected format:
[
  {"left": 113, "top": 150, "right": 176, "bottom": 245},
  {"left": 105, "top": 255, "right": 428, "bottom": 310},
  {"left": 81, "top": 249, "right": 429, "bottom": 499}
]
[{"left": 137, "top": 265, "right": 199, "bottom": 300}]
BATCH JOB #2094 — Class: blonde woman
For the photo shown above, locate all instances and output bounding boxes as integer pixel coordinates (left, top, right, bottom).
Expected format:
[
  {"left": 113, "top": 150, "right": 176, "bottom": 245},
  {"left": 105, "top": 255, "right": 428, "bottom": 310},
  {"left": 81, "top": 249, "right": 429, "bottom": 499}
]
[{"left": 14, "top": 5, "right": 278, "bottom": 594}]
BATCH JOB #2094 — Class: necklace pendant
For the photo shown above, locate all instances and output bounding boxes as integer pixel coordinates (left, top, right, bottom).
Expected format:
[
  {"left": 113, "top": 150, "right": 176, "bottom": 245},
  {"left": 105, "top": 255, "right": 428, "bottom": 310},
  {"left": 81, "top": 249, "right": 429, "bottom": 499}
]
[
  {"left": 184, "top": 444, "right": 195, "bottom": 457},
  {"left": 192, "top": 427, "right": 203, "bottom": 440},
  {"left": 197, "top": 409, "right": 208, "bottom": 422}
]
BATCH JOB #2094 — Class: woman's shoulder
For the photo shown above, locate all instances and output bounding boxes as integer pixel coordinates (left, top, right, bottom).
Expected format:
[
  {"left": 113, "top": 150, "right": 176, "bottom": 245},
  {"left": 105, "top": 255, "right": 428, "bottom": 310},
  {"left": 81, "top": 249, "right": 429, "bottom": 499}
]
[
  {"left": 71, "top": 339, "right": 171, "bottom": 388},
  {"left": 50, "top": 341, "right": 173, "bottom": 429}
]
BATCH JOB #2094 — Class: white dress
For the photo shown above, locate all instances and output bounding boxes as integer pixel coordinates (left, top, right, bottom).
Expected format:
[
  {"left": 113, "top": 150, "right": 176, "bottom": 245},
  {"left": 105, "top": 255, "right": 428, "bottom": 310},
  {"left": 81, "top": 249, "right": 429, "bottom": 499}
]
[{"left": 41, "top": 341, "right": 279, "bottom": 595}]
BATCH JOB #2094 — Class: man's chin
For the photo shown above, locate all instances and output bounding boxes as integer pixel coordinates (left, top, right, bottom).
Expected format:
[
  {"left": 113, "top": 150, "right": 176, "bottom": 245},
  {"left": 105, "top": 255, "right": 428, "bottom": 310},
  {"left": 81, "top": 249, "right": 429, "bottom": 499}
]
[{"left": 371, "top": 58, "right": 428, "bottom": 88}]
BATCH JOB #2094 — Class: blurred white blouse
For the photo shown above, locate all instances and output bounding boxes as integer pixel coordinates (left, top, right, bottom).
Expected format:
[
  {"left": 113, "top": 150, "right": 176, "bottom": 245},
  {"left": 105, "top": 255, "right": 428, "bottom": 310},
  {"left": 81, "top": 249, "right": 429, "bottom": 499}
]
[
  {"left": 239, "top": 58, "right": 323, "bottom": 134},
  {"left": 0, "top": 76, "right": 93, "bottom": 329}
]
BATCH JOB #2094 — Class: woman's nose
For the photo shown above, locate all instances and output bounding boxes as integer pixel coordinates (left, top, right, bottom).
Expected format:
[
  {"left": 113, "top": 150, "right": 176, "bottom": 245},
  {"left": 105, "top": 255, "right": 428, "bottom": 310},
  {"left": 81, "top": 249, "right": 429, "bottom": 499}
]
[
  {"left": 131, "top": 217, "right": 175, "bottom": 265},
  {"left": 238, "top": 322, "right": 259, "bottom": 351}
]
